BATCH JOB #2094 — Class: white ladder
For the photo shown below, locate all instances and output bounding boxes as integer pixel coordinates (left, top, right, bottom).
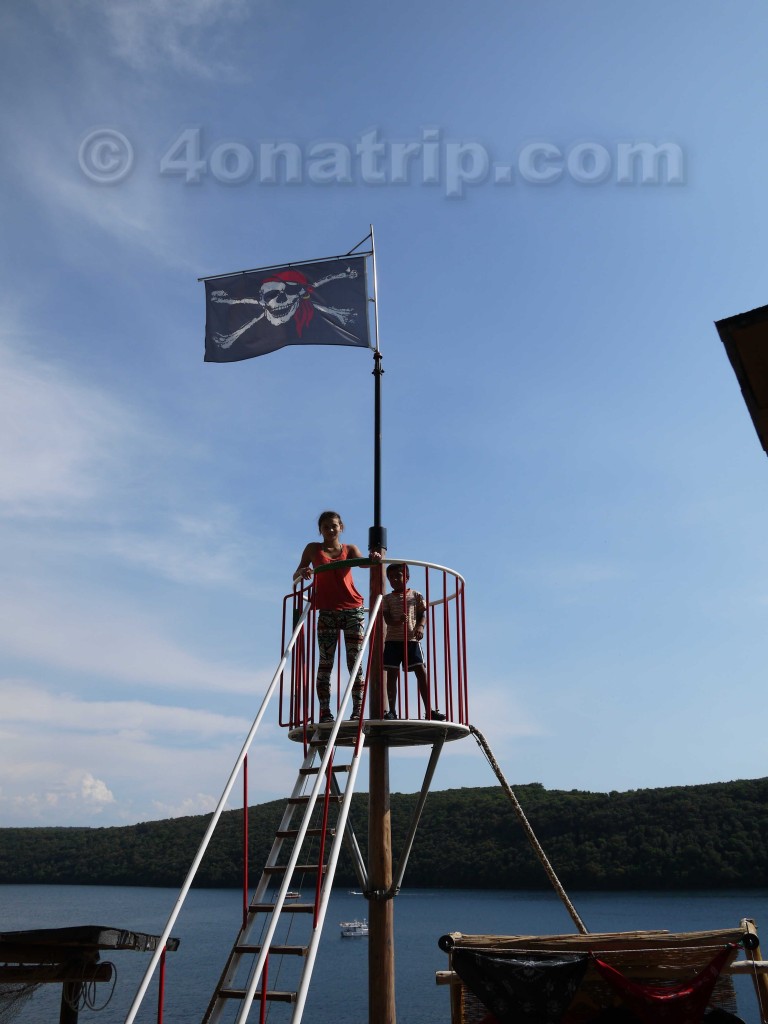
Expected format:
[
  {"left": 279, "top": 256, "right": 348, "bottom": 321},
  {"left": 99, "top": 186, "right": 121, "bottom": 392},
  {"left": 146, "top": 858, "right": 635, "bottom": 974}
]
[{"left": 202, "top": 725, "right": 368, "bottom": 1024}]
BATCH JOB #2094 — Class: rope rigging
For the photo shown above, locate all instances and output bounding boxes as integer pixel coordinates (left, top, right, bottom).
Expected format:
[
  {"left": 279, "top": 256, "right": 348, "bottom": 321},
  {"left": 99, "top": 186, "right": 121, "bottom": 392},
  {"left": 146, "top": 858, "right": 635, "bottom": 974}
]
[{"left": 469, "top": 724, "right": 588, "bottom": 936}]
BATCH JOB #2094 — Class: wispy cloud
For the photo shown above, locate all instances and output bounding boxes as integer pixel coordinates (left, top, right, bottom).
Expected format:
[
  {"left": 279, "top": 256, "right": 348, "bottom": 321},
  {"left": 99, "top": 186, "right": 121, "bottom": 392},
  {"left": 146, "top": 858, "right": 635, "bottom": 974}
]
[
  {"left": 102, "top": 0, "right": 252, "bottom": 78},
  {"left": 0, "top": 333, "right": 133, "bottom": 517},
  {"left": 1, "top": 769, "right": 115, "bottom": 820},
  {"left": 151, "top": 792, "right": 218, "bottom": 818},
  {"left": 0, "top": 324, "right": 259, "bottom": 589},
  {"left": 0, "top": 681, "right": 288, "bottom": 824},
  {"left": 0, "top": 591, "right": 262, "bottom": 692},
  {"left": 0, "top": 682, "right": 252, "bottom": 736},
  {"left": 3, "top": 123, "right": 198, "bottom": 271},
  {"left": 105, "top": 513, "right": 257, "bottom": 588},
  {"left": 389, "top": 685, "right": 544, "bottom": 780},
  {"left": 33, "top": 0, "right": 253, "bottom": 79}
]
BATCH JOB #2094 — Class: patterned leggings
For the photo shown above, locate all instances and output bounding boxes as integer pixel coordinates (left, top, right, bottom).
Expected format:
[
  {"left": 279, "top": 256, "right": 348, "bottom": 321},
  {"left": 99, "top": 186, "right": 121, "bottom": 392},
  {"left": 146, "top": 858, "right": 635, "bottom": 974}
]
[{"left": 316, "top": 608, "right": 365, "bottom": 707}]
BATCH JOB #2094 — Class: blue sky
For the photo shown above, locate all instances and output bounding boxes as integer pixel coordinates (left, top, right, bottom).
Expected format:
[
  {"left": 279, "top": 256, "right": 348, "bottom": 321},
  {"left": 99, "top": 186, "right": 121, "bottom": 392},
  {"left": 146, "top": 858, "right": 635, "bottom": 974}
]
[{"left": 2, "top": 0, "right": 768, "bottom": 828}]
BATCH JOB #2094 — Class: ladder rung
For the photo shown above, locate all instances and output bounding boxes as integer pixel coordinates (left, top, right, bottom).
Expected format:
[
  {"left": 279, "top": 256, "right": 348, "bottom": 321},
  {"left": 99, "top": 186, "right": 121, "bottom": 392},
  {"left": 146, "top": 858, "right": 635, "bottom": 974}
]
[
  {"left": 219, "top": 988, "right": 296, "bottom": 1003},
  {"left": 235, "top": 944, "right": 307, "bottom": 956},
  {"left": 276, "top": 828, "right": 335, "bottom": 839},
  {"left": 263, "top": 864, "right": 325, "bottom": 876},
  {"left": 299, "top": 764, "right": 351, "bottom": 775},
  {"left": 287, "top": 795, "right": 342, "bottom": 805},
  {"left": 248, "top": 902, "right": 315, "bottom": 914}
]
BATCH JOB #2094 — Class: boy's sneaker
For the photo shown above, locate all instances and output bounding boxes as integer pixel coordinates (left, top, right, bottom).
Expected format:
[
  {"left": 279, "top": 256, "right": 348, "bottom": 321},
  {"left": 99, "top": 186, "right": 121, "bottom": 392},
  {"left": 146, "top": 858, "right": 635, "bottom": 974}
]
[
  {"left": 319, "top": 708, "right": 334, "bottom": 724},
  {"left": 430, "top": 709, "right": 446, "bottom": 721},
  {"left": 349, "top": 705, "right": 362, "bottom": 720},
  {"left": 383, "top": 710, "right": 398, "bottom": 720}
]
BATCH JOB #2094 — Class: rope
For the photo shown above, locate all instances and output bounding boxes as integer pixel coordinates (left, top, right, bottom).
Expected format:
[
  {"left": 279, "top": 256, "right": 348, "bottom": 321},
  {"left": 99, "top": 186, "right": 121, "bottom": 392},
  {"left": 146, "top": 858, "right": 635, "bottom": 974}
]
[
  {"left": 750, "top": 955, "right": 767, "bottom": 1023},
  {"left": 469, "top": 724, "right": 588, "bottom": 935},
  {"left": 64, "top": 962, "right": 118, "bottom": 1012}
]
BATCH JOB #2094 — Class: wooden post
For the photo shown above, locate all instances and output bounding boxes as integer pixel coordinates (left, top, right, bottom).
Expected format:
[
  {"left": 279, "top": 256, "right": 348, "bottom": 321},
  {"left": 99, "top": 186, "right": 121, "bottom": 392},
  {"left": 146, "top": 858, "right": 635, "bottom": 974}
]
[
  {"left": 367, "top": 552, "right": 395, "bottom": 1024},
  {"left": 742, "top": 918, "right": 768, "bottom": 1020},
  {"left": 60, "top": 981, "right": 81, "bottom": 1024}
]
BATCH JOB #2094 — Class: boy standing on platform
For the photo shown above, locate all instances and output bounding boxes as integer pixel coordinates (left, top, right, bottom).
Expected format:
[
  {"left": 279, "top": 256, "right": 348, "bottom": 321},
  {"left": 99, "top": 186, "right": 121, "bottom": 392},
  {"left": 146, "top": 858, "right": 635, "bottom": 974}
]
[{"left": 382, "top": 563, "right": 446, "bottom": 721}]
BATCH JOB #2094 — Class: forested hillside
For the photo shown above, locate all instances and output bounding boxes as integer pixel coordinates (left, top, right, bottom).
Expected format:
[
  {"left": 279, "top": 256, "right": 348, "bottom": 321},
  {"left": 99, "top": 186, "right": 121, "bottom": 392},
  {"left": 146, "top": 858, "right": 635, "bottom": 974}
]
[{"left": 1, "top": 779, "right": 766, "bottom": 890}]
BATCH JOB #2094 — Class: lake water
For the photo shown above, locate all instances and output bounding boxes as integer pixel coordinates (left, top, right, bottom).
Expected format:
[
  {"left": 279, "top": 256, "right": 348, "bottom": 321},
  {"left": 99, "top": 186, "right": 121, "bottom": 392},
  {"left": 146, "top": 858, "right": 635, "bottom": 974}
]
[{"left": 1, "top": 885, "right": 767, "bottom": 1023}]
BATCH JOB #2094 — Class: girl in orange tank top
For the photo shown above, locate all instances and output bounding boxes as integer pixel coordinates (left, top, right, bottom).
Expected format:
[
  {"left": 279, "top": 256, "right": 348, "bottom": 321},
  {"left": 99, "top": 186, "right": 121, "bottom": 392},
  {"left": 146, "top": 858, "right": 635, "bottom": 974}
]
[{"left": 294, "top": 511, "right": 380, "bottom": 723}]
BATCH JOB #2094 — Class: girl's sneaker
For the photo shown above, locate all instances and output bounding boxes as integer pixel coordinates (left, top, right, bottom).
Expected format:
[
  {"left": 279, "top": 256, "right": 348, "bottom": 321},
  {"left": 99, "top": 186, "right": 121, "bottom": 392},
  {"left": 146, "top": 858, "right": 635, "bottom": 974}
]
[
  {"left": 319, "top": 708, "right": 334, "bottom": 724},
  {"left": 383, "top": 710, "right": 398, "bottom": 720}
]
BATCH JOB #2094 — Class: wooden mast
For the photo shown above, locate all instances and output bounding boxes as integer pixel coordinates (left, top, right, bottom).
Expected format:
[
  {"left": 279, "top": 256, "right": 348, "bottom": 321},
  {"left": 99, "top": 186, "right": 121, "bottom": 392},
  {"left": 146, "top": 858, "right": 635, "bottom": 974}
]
[{"left": 367, "top": 554, "right": 395, "bottom": 1024}]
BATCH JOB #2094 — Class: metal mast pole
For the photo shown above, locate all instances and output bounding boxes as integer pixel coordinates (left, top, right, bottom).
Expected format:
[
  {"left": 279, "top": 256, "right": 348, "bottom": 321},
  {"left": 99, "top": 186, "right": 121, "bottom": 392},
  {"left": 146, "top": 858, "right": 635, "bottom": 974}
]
[{"left": 366, "top": 225, "right": 395, "bottom": 1024}]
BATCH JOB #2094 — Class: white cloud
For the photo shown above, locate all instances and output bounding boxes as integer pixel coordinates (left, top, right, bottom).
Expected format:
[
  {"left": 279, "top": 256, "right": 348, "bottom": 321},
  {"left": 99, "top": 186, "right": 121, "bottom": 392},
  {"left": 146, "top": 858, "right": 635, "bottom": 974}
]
[
  {"left": 105, "top": 512, "right": 256, "bottom": 588},
  {"left": 13, "top": 143, "right": 196, "bottom": 270},
  {"left": 0, "top": 324, "right": 261, "bottom": 591},
  {"left": 0, "top": 681, "right": 294, "bottom": 825},
  {"left": 460, "top": 685, "right": 544, "bottom": 746},
  {"left": 0, "top": 681, "right": 253, "bottom": 736},
  {"left": 151, "top": 792, "right": 218, "bottom": 818},
  {"left": 0, "top": 333, "right": 132, "bottom": 516},
  {"left": 0, "top": 587, "right": 262, "bottom": 693},
  {"left": 6, "top": 768, "right": 114, "bottom": 819},
  {"left": 0, "top": 89, "right": 194, "bottom": 267},
  {"left": 81, "top": 772, "right": 116, "bottom": 806}
]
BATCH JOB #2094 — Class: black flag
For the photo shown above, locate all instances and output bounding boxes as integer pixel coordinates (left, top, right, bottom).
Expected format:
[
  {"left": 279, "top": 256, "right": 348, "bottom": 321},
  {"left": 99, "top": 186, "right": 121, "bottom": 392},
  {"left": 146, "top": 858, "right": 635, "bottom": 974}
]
[{"left": 204, "top": 256, "right": 370, "bottom": 362}]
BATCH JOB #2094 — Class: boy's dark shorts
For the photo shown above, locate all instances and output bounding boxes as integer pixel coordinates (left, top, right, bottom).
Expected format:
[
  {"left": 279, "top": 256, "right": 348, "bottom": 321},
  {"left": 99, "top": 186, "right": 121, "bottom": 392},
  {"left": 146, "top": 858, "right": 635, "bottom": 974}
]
[{"left": 383, "top": 640, "right": 424, "bottom": 671}]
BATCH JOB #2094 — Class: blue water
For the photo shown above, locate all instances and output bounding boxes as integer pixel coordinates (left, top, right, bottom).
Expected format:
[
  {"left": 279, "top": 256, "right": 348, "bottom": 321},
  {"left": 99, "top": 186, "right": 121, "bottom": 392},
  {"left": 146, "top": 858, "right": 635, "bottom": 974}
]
[{"left": 1, "top": 885, "right": 767, "bottom": 1023}]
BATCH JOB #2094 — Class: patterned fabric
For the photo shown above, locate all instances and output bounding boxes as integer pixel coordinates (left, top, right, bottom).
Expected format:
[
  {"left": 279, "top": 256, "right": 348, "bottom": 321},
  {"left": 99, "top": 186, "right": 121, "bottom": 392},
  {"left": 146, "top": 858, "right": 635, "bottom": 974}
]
[
  {"left": 316, "top": 608, "right": 365, "bottom": 706},
  {"left": 382, "top": 588, "right": 425, "bottom": 641},
  {"left": 453, "top": 949, "right": 590, "bottom": 1024},
  {"left": 592, "top": 945, "right": 735, "bottom": 1024}
]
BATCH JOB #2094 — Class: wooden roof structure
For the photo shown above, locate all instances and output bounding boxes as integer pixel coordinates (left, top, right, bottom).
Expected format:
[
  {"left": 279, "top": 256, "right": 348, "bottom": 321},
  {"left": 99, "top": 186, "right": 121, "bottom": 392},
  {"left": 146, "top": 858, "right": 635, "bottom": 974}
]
[
  {"left": 0, "top": 925, "right": 179, "bottom": 1024},
  {"left": 716, "top": 302, "right": 768, "bottom": 456}
]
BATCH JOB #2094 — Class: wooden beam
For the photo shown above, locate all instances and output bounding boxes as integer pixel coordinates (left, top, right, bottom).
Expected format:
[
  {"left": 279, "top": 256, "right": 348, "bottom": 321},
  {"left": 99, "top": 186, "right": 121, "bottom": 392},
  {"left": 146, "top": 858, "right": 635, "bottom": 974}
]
[{"left": 0, "top": 963, "right": 112, "bottom": 984}]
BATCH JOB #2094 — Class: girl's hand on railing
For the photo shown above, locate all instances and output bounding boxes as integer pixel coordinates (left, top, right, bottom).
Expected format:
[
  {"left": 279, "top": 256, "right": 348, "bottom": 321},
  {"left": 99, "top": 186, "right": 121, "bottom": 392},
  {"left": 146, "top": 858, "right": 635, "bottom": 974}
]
[{"left": 313, "top": 555, "right": 381, "bottom": 573}]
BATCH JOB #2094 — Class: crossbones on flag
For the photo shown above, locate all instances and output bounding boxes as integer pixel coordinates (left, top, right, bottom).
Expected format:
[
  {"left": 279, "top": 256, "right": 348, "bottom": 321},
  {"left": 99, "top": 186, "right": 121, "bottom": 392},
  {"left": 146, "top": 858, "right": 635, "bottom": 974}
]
[{"left": 204, "top": 255, "right": 371, "bottom": 362}]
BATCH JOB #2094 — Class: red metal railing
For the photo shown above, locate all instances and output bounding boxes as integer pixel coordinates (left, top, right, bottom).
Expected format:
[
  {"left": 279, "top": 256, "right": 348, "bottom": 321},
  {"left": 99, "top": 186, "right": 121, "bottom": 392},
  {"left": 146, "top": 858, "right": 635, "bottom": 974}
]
[
  {"left": 233, "top": 560, "right": 468, "bottom": 960},
  {"left": 279, "top": 559, "right": 468, "bottom": 729}
]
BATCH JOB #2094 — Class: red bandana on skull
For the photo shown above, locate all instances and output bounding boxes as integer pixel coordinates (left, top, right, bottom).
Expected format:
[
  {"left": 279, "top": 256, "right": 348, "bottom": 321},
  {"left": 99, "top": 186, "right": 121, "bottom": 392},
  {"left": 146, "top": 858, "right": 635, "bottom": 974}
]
[{"left": 260, "top": 269, "right": 315, "bottom": 337}]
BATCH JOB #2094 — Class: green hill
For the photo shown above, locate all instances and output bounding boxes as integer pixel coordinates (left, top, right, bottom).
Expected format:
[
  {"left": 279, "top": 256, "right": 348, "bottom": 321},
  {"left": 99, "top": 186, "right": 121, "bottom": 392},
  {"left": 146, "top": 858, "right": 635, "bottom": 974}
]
[{"left": 1, "top": 779, "right": 766, "bottom": 890}]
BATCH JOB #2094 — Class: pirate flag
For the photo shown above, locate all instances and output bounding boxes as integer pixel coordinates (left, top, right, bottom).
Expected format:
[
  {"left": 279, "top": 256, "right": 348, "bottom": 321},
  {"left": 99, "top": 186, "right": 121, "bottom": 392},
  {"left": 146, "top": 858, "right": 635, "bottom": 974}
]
[{"left": 203, "top": 256, "right": 371, "bottom": 362}]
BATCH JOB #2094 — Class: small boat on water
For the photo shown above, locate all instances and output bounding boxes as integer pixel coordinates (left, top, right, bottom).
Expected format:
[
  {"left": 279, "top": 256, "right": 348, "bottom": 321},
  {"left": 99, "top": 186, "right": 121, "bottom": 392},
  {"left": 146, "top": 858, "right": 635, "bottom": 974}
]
[
  {"left": 285, "top": 891, "right": 300, "bottom": 899},
  {"left": 340, "top": 919, "right": 369, "bottom": 938}
]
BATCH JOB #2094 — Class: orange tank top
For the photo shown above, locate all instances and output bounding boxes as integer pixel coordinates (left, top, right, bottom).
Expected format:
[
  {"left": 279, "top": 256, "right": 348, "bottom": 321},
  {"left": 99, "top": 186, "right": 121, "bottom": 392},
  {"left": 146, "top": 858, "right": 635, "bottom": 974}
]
[{"left": 312, "top": 544, "right": 364, "bottom": 611}]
